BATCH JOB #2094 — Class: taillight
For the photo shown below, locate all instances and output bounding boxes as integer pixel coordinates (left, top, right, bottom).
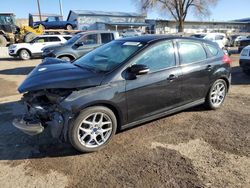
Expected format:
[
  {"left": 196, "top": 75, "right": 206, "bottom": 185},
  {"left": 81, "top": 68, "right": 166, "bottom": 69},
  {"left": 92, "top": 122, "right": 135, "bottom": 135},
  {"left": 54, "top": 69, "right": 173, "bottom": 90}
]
[{"left": 222, "top": 54, "right": 232, "bottom": 65}]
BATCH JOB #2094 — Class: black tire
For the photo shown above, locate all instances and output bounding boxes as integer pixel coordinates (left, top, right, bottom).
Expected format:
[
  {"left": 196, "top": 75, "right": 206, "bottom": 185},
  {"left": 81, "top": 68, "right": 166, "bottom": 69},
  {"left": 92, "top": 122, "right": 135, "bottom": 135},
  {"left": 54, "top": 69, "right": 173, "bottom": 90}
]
[
  {"left": 66, "top": 24, "right": 73, "bottom": 30},
  {"left": 24, "top": 32, "right": 37, "bottom": 43},
  {"left": 0, "top": 35, "right": 7, "bottom": 47},
  {"left": 59, "top": 56, "right": 72, "bottom": 62},
  {"left": 205, "top": 79, "right": 227, "bottom": 110},
  {"left": 69, "top": 106, "right": 117, "bottom": 153},
  {"left": 19, "top": 49, "right": 31, "bottom": 60}
]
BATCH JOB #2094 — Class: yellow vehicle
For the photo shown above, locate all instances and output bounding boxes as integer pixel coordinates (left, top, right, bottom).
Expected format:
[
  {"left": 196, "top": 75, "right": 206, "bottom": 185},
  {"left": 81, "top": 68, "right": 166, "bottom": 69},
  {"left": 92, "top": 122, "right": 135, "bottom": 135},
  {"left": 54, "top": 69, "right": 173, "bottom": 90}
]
[{"left": 0, "top": 13, "right": 43, "bottom": 47}]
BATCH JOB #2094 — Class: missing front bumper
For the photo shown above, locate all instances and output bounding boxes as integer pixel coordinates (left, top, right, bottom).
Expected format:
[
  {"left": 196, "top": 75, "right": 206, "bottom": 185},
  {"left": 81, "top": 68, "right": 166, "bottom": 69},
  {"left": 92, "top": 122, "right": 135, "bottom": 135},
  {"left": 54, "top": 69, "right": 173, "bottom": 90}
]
[{"left": 12, "top": 118, "right": 44, "bottom": 136}]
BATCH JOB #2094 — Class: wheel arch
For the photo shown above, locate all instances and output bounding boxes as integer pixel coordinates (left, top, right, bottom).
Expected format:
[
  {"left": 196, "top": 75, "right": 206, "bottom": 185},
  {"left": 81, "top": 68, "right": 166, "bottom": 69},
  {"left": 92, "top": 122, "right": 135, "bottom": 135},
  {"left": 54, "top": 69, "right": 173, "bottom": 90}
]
[
  {"left": 17, "top": 48, "right": 32, "bottom": 56},
  {"left": 57, "top": 54, "right": 75, "bottom": 60},
  {"left": 75, "top": 101, "right": 123, "bottom": 132}
]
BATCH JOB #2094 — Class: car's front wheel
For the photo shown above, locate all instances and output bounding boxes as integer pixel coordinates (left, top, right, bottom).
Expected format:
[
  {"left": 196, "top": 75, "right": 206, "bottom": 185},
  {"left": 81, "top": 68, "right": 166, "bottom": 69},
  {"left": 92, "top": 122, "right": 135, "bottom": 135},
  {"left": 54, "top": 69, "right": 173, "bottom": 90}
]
[
  {"left": 69, "top": 106, "right": 117, "bottom": 153},
  {"left": 19, "top": 49, "right": 31, "bottom": 60},
  {"left": 66, "top": 24, "right": 73, "bottom": 30},
  {"left": 205, "top": 79, "right": 227, "bottom": 110}
]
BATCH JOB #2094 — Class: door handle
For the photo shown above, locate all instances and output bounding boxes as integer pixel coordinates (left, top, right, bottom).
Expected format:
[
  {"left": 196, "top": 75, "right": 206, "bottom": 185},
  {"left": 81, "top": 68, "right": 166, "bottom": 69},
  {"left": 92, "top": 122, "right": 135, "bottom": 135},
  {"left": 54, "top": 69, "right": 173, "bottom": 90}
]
[
  {"left": 206, "top": 65, "right": 212, "bottom": 71},
  {"left": 167, "top": 74, "right": 178, "bottom": 81}
]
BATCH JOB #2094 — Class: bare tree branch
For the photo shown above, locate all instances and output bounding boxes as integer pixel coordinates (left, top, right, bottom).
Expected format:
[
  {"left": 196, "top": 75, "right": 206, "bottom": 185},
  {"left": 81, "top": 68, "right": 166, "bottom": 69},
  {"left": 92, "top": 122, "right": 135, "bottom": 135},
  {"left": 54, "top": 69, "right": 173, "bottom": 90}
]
[{"left": 135, "top": 0, "right": 219, "bottom": 32}]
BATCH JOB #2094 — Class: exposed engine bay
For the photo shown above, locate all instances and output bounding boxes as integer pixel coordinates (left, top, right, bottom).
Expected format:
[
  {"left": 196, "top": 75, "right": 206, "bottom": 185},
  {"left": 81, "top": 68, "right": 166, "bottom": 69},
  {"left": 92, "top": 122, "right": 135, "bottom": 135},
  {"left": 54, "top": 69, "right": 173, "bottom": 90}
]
[{"left": 13, "top": 89, "right": 74, "bottom": 141}]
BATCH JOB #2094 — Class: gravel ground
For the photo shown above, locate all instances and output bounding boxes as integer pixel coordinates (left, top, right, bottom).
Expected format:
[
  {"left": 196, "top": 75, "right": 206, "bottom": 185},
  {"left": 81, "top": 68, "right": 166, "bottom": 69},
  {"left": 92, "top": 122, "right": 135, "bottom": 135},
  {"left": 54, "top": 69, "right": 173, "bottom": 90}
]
[{"left": 0, "top": 54, "right": 249, "bottom": 188}]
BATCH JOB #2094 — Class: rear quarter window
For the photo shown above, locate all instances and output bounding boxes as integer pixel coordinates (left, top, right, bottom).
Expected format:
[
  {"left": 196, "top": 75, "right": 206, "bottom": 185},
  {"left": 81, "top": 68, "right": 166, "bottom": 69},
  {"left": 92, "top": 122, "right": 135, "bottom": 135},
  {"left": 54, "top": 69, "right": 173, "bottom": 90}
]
[
  {"left": 206, "top": 44, "right": 219, "bottom": 56},
  {"left": 178, "top": 41, "right": 207, "bottom": 65}
]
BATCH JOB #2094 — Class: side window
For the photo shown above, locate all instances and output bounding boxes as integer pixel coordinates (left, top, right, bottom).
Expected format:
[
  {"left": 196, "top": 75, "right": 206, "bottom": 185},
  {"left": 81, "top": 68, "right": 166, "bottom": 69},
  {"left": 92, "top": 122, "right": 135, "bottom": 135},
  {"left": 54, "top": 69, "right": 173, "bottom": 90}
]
[
  {"left": 63, "top": 36, "right": 72, "bottom": 41},
  {"left": 101, "top": 33, "right": 114, "bottom": 44},
  {"left": 134, "top": 41, "right": 176, "bottom": 72},
  {"left": 79, "top": 34, "right": 98, "bottom": 45},
  {"left": 206, "top": 44, "right": 219, "bottom": 56},
  {"left": 49, "top": 37, "right": 61, "bottom": 42},
  {"left": 178, "top": 41, "right": 207, "bottom": 65},
  {"left": 35, "top": 37, "right": 49, "bottom": 43},
  {"left": 215, "top": 35, "right": 224, "bottom": 40}
]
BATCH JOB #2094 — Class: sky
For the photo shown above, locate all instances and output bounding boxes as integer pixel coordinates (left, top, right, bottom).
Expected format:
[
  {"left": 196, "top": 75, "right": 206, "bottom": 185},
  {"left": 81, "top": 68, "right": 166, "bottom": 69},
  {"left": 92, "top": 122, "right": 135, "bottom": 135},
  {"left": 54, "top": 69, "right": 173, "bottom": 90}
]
[{"left": 0, "top": 0, "right": 249, "bottom": 21}]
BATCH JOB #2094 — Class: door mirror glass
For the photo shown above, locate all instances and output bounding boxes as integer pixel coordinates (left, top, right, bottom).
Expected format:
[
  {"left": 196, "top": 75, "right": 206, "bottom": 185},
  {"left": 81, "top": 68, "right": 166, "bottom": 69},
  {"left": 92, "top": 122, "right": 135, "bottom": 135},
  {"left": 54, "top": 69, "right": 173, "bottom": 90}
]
[{"left": 129, "top": 64, "right": 149, "bottom": 75}]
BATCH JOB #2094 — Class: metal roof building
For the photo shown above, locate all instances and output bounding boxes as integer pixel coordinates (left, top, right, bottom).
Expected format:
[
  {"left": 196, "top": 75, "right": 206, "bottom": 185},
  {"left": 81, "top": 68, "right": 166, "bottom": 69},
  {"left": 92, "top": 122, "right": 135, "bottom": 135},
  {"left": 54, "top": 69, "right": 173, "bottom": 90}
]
[{"left": 67, "top": 10, "right": 148, "bottom": 31}]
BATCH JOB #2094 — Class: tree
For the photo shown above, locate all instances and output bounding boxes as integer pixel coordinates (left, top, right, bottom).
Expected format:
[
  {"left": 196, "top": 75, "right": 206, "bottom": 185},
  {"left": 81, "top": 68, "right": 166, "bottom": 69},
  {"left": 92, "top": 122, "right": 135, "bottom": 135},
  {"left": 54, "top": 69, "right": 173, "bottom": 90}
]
[{"left": 137, "top": 0, "right": 218, "bottom": 32}]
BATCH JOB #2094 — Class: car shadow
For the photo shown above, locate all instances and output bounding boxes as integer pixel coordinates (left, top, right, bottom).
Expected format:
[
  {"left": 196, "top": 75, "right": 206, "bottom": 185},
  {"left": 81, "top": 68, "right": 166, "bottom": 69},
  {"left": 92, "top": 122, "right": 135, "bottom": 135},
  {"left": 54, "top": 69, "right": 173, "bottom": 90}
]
[
  {"left": 0, "top": 67, "right": 35, "bottom": 75},
  {"left": 0, "top": 101, "right": 80, "bottom": 160}
]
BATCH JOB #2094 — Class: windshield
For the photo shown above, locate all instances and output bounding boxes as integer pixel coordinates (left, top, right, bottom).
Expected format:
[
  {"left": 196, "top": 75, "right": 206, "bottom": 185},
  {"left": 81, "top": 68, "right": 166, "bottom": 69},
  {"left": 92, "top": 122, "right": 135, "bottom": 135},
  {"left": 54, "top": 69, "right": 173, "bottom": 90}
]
[
  {"left": 74, "top": 40, "right": 145, "bottom": 72},
  {"left": 65, "top": 34, "right": 82, "bottom": 45},
  {"left": 0, "top": 15, "right": 15, "bottom": 25}
]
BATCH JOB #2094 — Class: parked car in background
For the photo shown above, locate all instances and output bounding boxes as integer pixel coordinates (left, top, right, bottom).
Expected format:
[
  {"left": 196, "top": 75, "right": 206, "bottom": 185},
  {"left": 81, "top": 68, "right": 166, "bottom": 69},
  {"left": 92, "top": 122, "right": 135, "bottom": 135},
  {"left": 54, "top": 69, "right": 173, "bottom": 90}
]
[
  {"left": 122, "top": 29, "right": 142, "bottom": 37},
  {"left": 239, "top": 45, "right": 250, "bottom": 75},
  {"left": 33, "top": 16, "right": 77, "bottom": 30},
  {"left": 8, "top": 35, "right": 72, "bottom": 60},
  {"left": 190, "top": 33, "right": 206, "bottom": 39},
  {"left": 42, "top": 30, "right": 120, "bottom": 61},
  {"left": 238, "top": 38, "right": 250, "bottom": 53},
  {"left": 234, "top": 35, "right": 248, "bottom": 47},
  {"left": 13, "top": 35, "right": 231, "bottom": 153},
  {"left": 203, "top": 33, "right": 229, "bottom": 49}
]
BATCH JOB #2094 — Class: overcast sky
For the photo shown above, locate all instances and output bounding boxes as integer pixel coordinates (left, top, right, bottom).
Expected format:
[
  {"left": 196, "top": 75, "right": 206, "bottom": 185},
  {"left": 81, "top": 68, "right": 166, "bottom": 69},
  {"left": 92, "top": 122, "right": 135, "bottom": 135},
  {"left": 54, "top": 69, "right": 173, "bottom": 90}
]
[{"left": 0, "top": 0, "right": 249, "bottom": 21}]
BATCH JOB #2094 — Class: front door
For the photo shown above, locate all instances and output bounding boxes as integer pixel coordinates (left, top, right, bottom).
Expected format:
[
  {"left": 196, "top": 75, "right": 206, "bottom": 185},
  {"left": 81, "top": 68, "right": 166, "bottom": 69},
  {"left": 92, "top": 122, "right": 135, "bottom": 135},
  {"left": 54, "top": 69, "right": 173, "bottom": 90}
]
[
  {"left": 74, "top": 34, "right": 100, "bottom": 58},
  {"left": 126, "top": 41, "right": 182, "bottom": 123}
]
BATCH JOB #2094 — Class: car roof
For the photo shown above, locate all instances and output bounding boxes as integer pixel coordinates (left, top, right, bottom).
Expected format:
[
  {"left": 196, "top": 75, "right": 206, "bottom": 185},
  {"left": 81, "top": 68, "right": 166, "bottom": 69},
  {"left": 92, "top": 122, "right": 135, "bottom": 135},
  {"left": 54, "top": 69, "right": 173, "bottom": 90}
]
[
  {"left": 77, "top": 30, "right": 117, "bottom": 35},
  {"left": 117, "top": 35, "right": 216, "bottom": 45},
  {"left": 37, "top": 35, "right": 72, "bottom": 37}
]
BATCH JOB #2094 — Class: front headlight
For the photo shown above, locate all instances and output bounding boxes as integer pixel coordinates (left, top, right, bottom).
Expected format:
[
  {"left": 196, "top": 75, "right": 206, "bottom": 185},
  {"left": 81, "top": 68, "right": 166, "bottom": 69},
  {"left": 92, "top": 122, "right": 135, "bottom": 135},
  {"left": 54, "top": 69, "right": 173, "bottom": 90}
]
[{"left": 9, "top": 45, "right": 17, "bottom": 49}]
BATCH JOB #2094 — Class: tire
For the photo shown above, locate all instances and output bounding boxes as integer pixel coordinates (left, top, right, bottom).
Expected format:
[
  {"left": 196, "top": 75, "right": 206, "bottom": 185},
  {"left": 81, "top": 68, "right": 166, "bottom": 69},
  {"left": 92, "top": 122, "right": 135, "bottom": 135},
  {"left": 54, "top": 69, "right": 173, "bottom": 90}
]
[
  {"left": 59, "top": 56, "right": 72, "bottom": 62},
  {"left": 24, "top": 32, "right": 37, "bottom": 43},
  {"left": 69, "top": 106, "right": 117, "bottom": 153},
  {"left": 205, "top": 79, "right": 227, "bottom": 110},
  {"left": 0, "top": 35, "right": 7, "bottom": 47},
  {"left": 19, "top": 49, "right": 31, "bottom": 60},
  {"left": 66, "top": 24, "right": 73, "bottom": 30}
]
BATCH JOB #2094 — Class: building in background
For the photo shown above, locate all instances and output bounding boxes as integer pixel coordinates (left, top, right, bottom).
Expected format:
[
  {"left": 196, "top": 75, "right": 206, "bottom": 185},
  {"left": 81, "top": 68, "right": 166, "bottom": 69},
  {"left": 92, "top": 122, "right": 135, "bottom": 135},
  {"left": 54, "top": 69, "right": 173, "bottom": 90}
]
[
  {"left": 146, "top": 19, "right": 250, "bottom": 34},
  {"left": 67, "top": 10, "right": 148, "bottom": 32}
]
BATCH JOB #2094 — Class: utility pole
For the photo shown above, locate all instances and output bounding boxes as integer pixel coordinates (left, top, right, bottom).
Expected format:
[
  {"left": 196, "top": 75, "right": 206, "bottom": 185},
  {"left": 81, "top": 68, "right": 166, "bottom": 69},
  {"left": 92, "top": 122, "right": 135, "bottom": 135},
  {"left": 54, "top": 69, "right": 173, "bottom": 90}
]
[
  {"left": 37, "top": 0, "right": 42, "bottom": 21},
  {"left": 59, "top": 0, "right": 63, "bottom": 20}
]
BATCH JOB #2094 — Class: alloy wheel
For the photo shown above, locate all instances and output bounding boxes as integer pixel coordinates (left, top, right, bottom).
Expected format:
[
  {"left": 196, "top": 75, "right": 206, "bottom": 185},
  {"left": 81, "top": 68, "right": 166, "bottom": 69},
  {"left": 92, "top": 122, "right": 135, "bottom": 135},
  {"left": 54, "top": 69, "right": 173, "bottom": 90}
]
[
  {"left": 77, "top": 112, "right": 113, "bottom": 148},
  {"left": 210, "top": 81, "right": 226, "bottom": 107}
]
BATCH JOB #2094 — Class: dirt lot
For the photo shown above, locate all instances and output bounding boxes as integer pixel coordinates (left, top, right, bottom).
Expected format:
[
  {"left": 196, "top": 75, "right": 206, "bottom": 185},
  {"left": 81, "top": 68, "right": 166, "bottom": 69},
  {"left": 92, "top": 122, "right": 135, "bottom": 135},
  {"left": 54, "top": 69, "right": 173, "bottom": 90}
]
[{"left": 0, "top": 54, "right": 249, "bottom": 188}]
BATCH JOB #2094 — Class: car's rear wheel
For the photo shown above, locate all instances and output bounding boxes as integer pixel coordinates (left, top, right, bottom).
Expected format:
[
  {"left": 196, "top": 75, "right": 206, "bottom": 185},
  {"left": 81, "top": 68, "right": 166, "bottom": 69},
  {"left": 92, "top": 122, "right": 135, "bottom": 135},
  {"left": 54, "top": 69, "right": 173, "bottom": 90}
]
[
  {"left": 205, "top": 79, "right": 227, "bottom": 110},
  {"left": 19, "top": 49, "right": 31, "bottom": 60},
  {"left": 69, "top": 106, "right": 117, "bottom": 153},
  {"left": 59, "top": 56, "right": 72, "bottom": 62},
  {"left": 66, "top": 24, "right": 73, "bottom": 30}
]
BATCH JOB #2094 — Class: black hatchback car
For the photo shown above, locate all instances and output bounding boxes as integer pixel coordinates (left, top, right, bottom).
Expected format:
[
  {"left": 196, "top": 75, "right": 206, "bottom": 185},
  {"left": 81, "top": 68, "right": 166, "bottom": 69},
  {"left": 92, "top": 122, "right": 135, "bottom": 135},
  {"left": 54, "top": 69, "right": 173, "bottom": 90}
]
[{"left": 13, "top": 35, "right": 231, "bottom": 152}]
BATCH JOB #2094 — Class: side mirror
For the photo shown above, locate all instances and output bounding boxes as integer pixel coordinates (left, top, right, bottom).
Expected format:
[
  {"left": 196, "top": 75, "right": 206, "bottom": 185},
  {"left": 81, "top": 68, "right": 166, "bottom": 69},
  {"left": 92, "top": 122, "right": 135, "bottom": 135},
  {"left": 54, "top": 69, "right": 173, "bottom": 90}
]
[{"left": 129, "top": 64, "right": 149, "bottom": 75}]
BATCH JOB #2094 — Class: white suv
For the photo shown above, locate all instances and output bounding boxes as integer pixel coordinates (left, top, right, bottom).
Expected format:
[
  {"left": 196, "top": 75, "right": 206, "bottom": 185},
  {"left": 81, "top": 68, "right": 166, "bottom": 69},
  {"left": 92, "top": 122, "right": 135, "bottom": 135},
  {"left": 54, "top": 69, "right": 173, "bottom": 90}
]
[
  {"left": 8, "top": 35, "right": 71, "bottom": 60},
  {"left": 203, "top": 33, "right": 229, "bottom": 49}
]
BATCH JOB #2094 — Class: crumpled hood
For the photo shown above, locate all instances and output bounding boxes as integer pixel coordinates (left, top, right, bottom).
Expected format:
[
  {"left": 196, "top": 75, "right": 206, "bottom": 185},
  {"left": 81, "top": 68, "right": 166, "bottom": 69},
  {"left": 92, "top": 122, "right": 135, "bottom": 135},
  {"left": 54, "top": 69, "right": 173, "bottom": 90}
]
[{"left": 18, "top": 58, "right": 104, "bottom": 93}]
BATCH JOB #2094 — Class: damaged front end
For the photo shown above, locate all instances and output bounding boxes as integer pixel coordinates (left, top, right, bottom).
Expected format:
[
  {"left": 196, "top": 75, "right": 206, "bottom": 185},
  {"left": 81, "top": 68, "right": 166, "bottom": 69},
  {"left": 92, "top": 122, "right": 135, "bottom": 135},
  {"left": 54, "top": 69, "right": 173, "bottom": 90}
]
[{"left": 13, "top": 89, "right": 74, "bottom": 140}]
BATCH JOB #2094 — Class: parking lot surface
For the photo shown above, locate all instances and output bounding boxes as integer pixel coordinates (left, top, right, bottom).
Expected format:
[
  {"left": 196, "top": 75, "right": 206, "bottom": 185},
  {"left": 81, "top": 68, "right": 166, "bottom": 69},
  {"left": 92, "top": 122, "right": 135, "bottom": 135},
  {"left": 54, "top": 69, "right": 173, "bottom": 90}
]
[{"left": 0, "top": 55, "right": 250, "bottom": 187}]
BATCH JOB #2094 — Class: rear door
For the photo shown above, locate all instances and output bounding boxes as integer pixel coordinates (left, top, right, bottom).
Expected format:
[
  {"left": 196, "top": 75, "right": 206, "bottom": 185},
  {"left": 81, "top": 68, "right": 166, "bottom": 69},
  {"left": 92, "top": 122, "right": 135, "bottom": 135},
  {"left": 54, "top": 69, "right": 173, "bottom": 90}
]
[
  {"left": 126, "top": 40, "right": 182, "bottom": 123},
  {"left": 31, "top": 37, "right": 50, "bottom": 54},
  {"left": 176, "top": 39, "right": 211, "bottom": 104}
]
